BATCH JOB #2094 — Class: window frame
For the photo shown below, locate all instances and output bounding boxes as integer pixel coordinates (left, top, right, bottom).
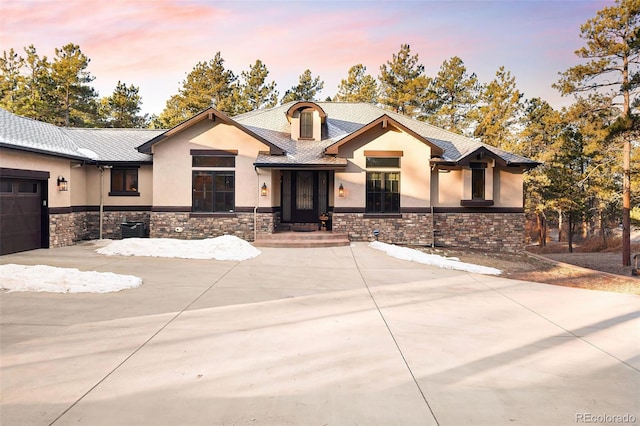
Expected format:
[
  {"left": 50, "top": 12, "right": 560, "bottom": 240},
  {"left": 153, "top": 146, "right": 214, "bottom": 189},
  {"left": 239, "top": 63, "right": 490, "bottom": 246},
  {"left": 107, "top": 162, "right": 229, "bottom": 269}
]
[
  {"left": 300, "top": 111, "right": 314, "bottom": 139},
  {"left": 109, "top": 167, "right": 139, "bottom": 196},
  {"left": 366, "top": 171, "right": 400, "bottom": 213},
  {"left": 470, "top": 162, "right": 486, "bottom": 200},
  {"left": 192, "top": 171, "right": 235, "bottom": 213}
]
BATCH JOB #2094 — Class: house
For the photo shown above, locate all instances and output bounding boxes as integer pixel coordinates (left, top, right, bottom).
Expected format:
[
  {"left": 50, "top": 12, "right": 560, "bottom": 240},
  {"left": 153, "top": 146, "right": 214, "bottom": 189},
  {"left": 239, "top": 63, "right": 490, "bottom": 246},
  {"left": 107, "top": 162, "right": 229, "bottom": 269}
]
[{"left": 0, "top": 102, "right": 538, "bottom": 255}]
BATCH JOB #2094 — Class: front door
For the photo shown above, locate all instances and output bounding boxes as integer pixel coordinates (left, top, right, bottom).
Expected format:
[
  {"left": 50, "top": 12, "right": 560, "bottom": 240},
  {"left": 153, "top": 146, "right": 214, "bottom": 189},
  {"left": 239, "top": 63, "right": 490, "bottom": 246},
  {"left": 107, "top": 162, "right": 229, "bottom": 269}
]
[{"left": 281, "top": 171, "right": 329, "bottom": 223}]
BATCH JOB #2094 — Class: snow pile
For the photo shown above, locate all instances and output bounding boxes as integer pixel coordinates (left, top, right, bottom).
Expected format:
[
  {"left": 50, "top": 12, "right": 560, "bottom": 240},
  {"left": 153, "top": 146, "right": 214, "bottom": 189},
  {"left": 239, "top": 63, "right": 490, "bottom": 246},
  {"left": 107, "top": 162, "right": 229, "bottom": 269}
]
[
  {"left": 0, "top": 264, "right": 142, "bottom": 293},
  {"left": 96, "top": 235, "right": 261, "bottom": 261},
  {"left": 370, "top": 241, "right": 502, "bottom": 275}
]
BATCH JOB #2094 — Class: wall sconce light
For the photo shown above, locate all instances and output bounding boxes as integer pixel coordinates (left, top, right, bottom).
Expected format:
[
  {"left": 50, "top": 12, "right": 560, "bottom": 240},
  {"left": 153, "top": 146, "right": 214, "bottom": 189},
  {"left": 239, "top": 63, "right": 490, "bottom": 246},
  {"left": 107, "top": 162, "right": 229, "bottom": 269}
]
[
  {"left": 338, "top": 183, "right": 345, "bottom": 197},
  {"left": 261, "top": 182, "right": 268, "bottom": 196},
  {"left": 57, "top": 176, "right": 68, "bottom": 191}
]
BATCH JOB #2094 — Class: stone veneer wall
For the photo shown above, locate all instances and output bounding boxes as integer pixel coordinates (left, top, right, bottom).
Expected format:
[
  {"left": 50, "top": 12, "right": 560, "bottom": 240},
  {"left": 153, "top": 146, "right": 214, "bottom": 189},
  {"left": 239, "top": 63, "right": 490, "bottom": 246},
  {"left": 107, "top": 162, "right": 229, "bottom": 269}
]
[
  {"left": 331, "top": 213, "right": 434, "bottom": 245},
  {"left": 434, "top": 212, "right": 524, "bottom": 252},
  {"left": 332, "top": 211, "right": 525, "bottom": 252},
  {"left": 149, "top": 212, "right": 277, "bottom": 241},
  {"left": 49, "top": 213, "right": 78, "bottom": 248},
  {"left": 48, "top": 210, "right": 151, "bottom": 248}
]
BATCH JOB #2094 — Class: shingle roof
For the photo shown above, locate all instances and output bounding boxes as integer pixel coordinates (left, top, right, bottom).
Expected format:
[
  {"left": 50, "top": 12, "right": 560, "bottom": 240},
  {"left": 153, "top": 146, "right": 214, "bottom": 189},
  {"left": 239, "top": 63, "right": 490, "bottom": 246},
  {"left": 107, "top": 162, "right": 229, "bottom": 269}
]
[
  {"left": 235, "top": 102, "right": 538, "bottom": 167},
  {"left": 0, "top": 108, "right": 163, "bottom": 163},
  {"left": 63, "top": 128, "right": 163, "bottom": 162}
]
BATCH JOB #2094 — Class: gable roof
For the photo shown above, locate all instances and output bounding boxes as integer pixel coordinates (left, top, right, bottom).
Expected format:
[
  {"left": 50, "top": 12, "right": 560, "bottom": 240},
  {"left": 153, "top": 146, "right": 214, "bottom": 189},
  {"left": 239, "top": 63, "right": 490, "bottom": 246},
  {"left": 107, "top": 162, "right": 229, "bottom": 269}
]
[
  {"left": 233, "top": 101, "right": 538, "bottom": 168},
  {"left": 137, "top": 108, "right": 284, "bottom": 155},
  {"left": 0, "top": 108, "right": 163, "bottom": 163}
]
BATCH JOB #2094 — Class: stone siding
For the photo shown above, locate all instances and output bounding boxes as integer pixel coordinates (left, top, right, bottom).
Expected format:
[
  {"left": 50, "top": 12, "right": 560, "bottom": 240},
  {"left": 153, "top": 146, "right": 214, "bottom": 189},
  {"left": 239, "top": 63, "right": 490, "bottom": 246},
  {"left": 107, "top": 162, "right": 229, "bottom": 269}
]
[
  {"left": 434, "top": 212, "right": 525, "bottom": 252},
  {"left": 331, "top": 211, "right": 525, "bottom": 252},
  {"left": 48, "top": 210, "right": 151, "bottom": 248},
  {"left": 150, "top": 212, "right": 278, "bottom": 241},
  {"left": 331, "top": 213, "right": 434, "bottom": 245}
]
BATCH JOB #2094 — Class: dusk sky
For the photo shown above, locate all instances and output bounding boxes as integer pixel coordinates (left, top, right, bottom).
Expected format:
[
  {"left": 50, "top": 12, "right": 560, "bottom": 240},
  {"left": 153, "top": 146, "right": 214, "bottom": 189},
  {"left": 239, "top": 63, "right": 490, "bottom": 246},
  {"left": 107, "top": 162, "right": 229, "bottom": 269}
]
[{"left": 1, "top": 0, "right": 609, "bottom": 116}]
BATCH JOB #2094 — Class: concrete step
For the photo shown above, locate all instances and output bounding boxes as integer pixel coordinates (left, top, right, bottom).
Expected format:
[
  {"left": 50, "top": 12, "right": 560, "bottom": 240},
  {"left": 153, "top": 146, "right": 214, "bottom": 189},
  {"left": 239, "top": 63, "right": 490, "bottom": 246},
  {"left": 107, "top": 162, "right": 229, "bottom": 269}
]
[{"left": 253, "top": 231, "right": 350, "bottom": 248}]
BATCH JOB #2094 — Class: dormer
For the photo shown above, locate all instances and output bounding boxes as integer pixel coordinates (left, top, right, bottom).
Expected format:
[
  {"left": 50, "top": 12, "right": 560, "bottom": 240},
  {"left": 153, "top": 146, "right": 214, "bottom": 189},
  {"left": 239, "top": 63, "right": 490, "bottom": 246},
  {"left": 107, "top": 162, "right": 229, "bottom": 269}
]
[{"left": 286, "top": 101, "right": 327, "bottom": 141}]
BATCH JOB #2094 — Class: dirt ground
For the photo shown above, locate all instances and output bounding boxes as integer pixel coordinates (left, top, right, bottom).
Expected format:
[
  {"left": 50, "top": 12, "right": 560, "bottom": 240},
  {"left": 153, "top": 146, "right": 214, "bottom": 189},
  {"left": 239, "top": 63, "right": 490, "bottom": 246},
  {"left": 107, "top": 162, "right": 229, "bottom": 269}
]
[{"left": 416, "top": 243, "right": 640, "bottom": 295}]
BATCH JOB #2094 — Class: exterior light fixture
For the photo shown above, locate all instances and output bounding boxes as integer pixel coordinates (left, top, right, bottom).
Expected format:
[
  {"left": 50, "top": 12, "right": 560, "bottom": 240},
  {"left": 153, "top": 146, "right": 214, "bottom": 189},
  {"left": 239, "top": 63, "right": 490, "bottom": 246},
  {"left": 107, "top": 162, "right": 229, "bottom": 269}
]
[
  {"left": 338, "top": 183, "right": 345, "bottom": 197},
  {"left": 261, "top": 182, "right": 268, "bottom": 196},
  {"left": 57, "top": 176, "right": 68, "bottom": 191}
]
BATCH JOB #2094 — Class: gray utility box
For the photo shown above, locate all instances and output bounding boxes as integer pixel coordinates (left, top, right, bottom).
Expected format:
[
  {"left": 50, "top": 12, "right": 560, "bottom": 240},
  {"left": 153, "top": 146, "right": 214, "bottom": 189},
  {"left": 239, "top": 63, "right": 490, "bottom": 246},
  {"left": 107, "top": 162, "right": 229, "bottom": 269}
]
[{"left": 121, "top": 221, "right": 147, "bottom": 239}]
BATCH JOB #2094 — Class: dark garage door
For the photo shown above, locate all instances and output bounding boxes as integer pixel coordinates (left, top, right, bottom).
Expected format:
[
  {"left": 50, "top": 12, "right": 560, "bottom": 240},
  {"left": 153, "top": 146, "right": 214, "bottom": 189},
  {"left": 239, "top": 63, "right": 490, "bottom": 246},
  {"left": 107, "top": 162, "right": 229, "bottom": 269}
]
[{"left": 0, "top": 179, "right": 44, "bottom": 255}]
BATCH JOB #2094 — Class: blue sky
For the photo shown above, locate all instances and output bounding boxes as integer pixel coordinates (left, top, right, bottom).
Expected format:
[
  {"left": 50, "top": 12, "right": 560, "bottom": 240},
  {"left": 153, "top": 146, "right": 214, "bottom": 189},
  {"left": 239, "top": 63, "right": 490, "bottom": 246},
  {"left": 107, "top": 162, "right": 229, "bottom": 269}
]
[{"left": 1, "top": 0, "right": 610, "bottom": 116}]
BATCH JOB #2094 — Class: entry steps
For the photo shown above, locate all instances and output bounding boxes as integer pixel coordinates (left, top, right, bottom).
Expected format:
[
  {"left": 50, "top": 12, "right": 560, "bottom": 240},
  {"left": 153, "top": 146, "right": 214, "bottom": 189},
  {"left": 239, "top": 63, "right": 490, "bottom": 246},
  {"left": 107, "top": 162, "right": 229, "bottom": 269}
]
[{"left": 253, "top": 230, "right": 350, "bottom": 248}]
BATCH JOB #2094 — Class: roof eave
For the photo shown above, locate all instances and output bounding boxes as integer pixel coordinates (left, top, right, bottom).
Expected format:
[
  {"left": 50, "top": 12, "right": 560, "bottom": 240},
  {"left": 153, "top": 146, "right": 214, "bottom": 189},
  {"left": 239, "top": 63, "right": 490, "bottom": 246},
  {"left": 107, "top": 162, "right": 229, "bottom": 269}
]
[{"left": 0, "top": 143, "right": 91, "bottom": 162}]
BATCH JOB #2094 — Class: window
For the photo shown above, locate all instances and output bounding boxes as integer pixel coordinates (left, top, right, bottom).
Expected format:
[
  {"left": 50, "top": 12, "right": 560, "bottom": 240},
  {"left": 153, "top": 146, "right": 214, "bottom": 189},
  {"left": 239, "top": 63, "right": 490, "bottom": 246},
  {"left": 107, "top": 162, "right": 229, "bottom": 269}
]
[
  {"left": 470, "top": 163, "right": 486, "bottom": 200},
  {"left": 1, "top": 181, "right": 13, "bottom": 193},
  {"left": 366, "top": 157, "right": 400, "bottom": 168},
  {"left": 110, "top": 168, "right": 138, "bottom": 195},
  {"left": 300, "top": 111, "right": 313, "bottom": 139},
  {"left": 366, "top": 172, "right": 400, "bottom": 213},
  {"left": 192, "top": 171, "right": 235, "bottom": 212},
  {"left": 192, "top": 156, "right": 235, "bottom": 167}
]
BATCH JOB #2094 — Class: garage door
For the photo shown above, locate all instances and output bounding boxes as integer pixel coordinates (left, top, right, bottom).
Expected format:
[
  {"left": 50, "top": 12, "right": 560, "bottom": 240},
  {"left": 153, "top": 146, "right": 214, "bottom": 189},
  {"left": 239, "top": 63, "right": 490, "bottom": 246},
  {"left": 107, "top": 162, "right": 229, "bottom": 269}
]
[{"left": 0, "top": 179, "right": 44, "bottom": 255}]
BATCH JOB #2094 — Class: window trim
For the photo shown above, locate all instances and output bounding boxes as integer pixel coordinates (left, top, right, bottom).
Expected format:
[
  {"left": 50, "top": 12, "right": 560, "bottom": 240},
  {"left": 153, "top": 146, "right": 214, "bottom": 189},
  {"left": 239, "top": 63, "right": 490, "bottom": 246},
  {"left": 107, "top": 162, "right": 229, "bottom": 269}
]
[
  {"left": 366, "top": 171, "right": 400, "bottom": 214},
  {"left": 300, "top": 111, "right": 314, "bottom": 139},
  {"left": 109, "top": 167, "right": 140, "bottom": 197},
  {"left": 192, "top": 171, "right": 235, "bottom": 213}
]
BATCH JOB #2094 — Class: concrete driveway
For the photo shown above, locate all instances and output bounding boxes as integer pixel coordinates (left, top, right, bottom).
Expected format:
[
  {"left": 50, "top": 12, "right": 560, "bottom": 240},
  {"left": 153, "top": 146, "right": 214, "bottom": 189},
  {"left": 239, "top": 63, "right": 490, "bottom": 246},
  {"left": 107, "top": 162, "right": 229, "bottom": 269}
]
[{"left": 1, "top": 241, "right": 638, "bottom": 426}]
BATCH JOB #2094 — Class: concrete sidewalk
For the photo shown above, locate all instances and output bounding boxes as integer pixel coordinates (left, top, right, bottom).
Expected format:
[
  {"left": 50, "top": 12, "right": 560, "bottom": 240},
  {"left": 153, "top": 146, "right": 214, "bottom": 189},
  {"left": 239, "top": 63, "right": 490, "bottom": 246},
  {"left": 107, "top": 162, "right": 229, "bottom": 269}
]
[{"left": 1, "top": 241, "right": 638, "bottom": 425}]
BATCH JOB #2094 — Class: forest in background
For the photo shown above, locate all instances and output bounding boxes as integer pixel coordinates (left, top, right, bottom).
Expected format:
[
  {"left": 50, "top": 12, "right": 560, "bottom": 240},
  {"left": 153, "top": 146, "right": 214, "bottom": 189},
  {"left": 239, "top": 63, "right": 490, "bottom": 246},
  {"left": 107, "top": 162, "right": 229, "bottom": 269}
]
[{"left": 1, "top": 0, "right": 639, "bottom": 264}]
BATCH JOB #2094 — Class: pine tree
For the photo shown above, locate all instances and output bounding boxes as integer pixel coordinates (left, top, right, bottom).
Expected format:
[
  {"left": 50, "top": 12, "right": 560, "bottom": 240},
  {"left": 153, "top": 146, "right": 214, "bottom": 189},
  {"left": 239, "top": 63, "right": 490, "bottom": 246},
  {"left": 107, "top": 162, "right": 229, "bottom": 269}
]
[
  {"left": 424, "top": 56, "right": 480, "bottom": 135},
  {"left": 100, "top": 81, "right": 147, "bottom": 127},
  {"left": 232, "top": 59, "right": 278, "bottom": 115},
  {"left": 281, "top": 69, "right": 324, "bottom": 103},
  {"left": 378, "top": 44, "right": 430, "bottom": 116},
  {"left": 555, "top": 0, "right": 640, "bottom": 265},
  {"left": 50, "top": 43, "right": 98, "bottom": 127},
  {"left": 474, "top": 66, "right": 523, "bottom": 151},
  {"left": 22, "top": 45, "right": 56, "bottom": 122},
  {"left": 158, "top": 52, "right": 236, "bottom": 127},
  {"left": 0, "top": 48, "right": 25, "bottom": 113},
  {"left": 335, "top": 64, "right": 378, "bottom": 103}
]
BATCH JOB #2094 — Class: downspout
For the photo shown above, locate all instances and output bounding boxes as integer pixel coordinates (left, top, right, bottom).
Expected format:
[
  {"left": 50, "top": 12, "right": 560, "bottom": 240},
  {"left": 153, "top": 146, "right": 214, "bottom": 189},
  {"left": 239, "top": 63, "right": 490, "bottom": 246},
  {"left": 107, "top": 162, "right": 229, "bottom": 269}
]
[
  {"left": 431, "top": 204, "right": 435, "bottom": 248},
  {"left": 99, "top": 166, "right": 104, "bottom": 239},
  {"left": 254, "top": 167, "right": 259, "bottom": 242}
]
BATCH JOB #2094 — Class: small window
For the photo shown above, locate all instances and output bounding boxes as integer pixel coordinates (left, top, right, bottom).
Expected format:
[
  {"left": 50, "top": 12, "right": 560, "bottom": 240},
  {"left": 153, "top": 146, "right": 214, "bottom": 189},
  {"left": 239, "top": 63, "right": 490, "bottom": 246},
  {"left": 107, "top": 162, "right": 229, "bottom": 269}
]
[
  {"left": 192, "top": 156, "right": 235, "bottom": 167},
  {"left": 1, "top": 181, "right": 13, "bottom": 193},
  {"left": 471, "top": 168, "right": 485, "bottom": 200},
  {"left": 300, "top": 111, "right": 313, "bottom": 139},
  {"left": 111, "top": 168, "right": 138, "bottom": 194},
  {"left": 366, "top": 172, "right": 400, "bottom": 213},
  {"left": 18, "top": 182, "right": 38, "bottom": 193},
  {"left": 366, "top": 157, "right": 400, "bottom": 168}
]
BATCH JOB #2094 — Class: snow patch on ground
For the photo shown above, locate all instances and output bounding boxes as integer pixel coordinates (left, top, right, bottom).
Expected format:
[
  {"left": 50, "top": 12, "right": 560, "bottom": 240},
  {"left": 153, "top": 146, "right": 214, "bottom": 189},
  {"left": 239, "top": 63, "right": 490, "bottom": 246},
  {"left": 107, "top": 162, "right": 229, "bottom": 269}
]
[
  {"left": 0, "top": 264, "right": 142, "bottom": 293},
  {"left": 370, "top": 241, "right": 502, "bottom": 275},
  {"left": 96, "top": 235, "right": 261, "bottom": 261}
]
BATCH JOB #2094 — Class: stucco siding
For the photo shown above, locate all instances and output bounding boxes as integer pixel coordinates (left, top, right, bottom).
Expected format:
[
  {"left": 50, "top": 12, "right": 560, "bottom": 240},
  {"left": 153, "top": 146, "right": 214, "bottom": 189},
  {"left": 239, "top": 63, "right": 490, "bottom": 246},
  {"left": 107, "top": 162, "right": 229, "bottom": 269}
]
[{"left": 334, "top": 127, "right": 431, "bottom": 209}]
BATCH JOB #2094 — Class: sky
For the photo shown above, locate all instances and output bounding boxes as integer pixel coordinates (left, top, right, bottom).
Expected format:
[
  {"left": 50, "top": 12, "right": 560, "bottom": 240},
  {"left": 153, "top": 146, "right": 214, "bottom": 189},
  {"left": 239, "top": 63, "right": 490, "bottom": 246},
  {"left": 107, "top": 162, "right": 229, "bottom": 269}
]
[{"left": 1, "top": 0, "right": 610, "bottom": 116}]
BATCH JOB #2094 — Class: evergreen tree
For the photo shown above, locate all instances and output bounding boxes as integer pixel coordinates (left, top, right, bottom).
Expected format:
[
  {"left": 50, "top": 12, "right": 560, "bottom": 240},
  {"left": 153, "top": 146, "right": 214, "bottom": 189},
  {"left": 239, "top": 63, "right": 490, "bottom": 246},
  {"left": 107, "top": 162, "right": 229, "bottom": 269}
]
[
  {"left": 232, "top": 59, "right": 278, "bottom": 115},
  {"left": 423, "top": 56, "right": 480, "bottom": 136},
  {"left": 22, "top": 45, "right": 55, "bottom": 122},
  {"left": 555, "top": 0, "right": 640, "bottom": 265},
  {"left": 158, "top": 52, "right": 236, "bottom": 127},
  {"left": 281, "top": 69, "right": 324, "bottom": 103},
  {"left": 50, "top": 43, "right": 98, "bottom": 127},
  {"left": 378, "top": 44, "right": 430, "bottom": 116},
  {"left": 100, "top": 81, "right": 148, "bottom": 127},
  {"left": 335, "top": 64, "right": 378, "bottom": 103},
  {"left": 474, "top": 66, "right": 523, "bottom": 151},
  {"left": 0, "top": 48, "right": 25, "bottom": 113}
]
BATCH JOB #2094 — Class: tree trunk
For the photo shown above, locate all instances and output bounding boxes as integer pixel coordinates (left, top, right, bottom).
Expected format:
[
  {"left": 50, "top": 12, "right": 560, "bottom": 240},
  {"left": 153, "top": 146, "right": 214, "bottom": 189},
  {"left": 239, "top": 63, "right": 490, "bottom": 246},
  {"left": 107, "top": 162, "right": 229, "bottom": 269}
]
[
  {"left": 622, "top": 52, "right": 631, "bottom": 266},
  {"left": 568, "top": 213, "right": 574, "bottom": 253},
  {"left": 537, "top": 212, "right": 546, "bottom": 247},
  {"left": 558, "top": 210, "right": 563, "bottom": 242}
]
